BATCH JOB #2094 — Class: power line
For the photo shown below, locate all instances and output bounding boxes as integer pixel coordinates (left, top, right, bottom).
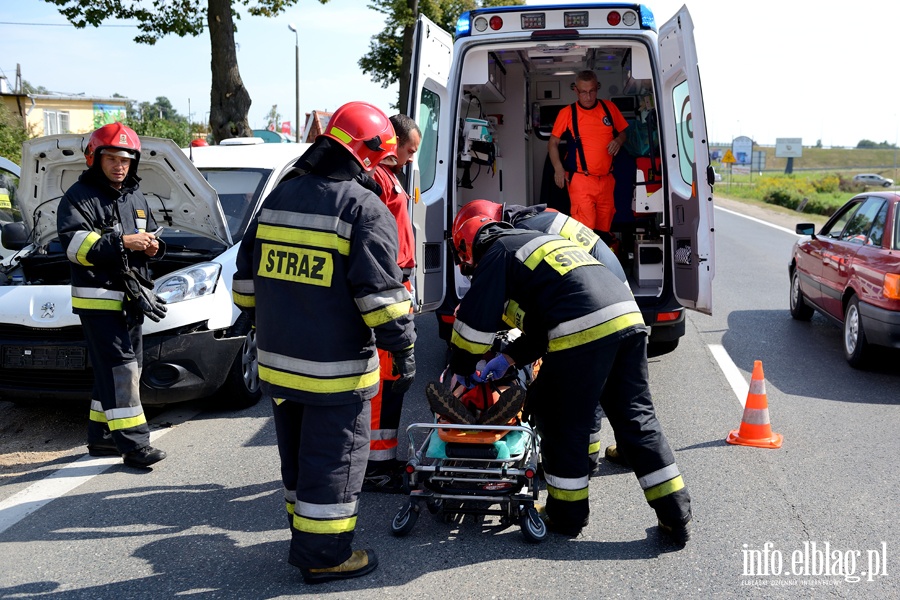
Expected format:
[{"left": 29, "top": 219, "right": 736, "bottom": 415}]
[{"left": 0, "top": 21, "right": 138, "bottom": 27}]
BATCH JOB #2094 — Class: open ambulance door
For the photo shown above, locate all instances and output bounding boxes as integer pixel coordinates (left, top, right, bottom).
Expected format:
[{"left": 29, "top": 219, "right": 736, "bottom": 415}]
[
  {"left": 658, "top": 6, "right": 715, "bottom": 315},
  {"left": 407, "top": 14, "right": 452, "bottom": 313}
]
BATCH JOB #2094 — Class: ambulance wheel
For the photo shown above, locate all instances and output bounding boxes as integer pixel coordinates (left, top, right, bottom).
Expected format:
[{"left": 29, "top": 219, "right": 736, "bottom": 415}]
[
  {"left": 391, "top": 501, "right": 419, "bottom": 537},
  {"left": 521, "top": 507, "right": 548, "bottom": 543}
]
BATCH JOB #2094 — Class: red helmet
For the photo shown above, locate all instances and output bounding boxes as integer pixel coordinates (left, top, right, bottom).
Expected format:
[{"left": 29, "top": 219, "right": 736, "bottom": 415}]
[
  {"left": 452, "top": 215, "right": 494, "bottom": 268},
  {"left": 85, "top": 122, "right": 141, "bottom": 167},
  {"left": 321, "top": 101, "right": 397, "bottom": 170},
  {"left": 455, "top": 199, "right": 503, "bottom": 225},
  {"left": 190, "top": 138, "right": 209, "bottom": 147}
]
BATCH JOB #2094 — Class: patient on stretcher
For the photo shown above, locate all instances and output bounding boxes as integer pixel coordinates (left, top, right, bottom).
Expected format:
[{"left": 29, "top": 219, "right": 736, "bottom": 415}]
[{"left": 425, "top": 373, "right": 526, "bottom": 427}]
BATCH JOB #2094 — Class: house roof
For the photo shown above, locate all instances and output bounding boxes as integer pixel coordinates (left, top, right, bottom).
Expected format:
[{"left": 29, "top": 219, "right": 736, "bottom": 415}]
[{"left": 301, "top": 110, "right": 333, "bottom": 143}]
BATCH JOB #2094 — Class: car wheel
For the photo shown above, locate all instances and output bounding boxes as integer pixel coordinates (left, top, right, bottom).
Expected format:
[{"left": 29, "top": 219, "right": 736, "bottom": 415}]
[
  {"left": 216, "top": 313, "right": 263, "bottom": 409},
  {"left": 884, "top": 182, "right": 892, "bottom": 188},
  {"left": 789, "top": 269, "right": 814, "bottom": 321},
  {"left": 843, "top": 295, "right": 869, "bottom": 368}
]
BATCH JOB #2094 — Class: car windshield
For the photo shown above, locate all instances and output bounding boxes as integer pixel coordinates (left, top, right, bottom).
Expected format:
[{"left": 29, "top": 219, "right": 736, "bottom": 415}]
[{"left": 199, "top": 168, "right": 271, "bottom": 243}]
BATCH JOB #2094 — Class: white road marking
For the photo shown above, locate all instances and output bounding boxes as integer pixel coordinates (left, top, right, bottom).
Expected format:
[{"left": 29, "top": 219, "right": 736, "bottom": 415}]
[
  {"left": 708, "top": 344, "right": 749, "bottom": 407},
  {"left": 0, "top": 408, "right": 197, "bottom": 536},
  {"left": 715, "top": 205, "right": 799, "bottom": 235}
]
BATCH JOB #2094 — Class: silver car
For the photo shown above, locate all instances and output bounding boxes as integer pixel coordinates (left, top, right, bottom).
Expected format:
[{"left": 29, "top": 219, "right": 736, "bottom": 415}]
[{"left": 853, "top": 173, "right": 893, "bottom": 188}]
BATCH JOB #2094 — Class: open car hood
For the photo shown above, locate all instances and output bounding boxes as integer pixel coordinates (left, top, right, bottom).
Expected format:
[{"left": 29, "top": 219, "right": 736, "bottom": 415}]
[{"left": 19, "top": 134, "right": 229, "bottom": 248}]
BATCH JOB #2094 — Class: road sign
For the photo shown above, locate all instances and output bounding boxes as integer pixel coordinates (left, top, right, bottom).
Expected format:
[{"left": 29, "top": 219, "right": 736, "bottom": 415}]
[{"left": 722, "top": 150, "right": 736, "bottom": 164}]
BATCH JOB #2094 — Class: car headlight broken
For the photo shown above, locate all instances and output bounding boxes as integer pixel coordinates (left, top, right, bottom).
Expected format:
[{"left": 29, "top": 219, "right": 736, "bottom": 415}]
[{"left": 156, "top": 262, "right": 221, "bottom": 304}]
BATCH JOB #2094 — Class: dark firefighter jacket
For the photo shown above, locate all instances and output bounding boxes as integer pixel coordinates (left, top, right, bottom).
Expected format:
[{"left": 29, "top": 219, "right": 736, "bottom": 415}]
[
  {"left": 503, "top": 204, "right": 627, "bottom": 283},
  {"left": 57, "top": 167, "right": 160, "bottom": 316},
  {"left": 232, "top": 172, "right": 415, "bottom": 406},
  {"left": 449, "top": 227, "right": 646, "bottom": 376}
]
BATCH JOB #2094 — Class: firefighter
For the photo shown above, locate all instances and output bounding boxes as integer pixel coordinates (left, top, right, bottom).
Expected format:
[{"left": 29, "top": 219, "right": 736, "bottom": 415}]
[
  {"left": 451, "top": 199, "right": 628, "bottom": 471},
  {"left": 446, "top": 212, "right": 691, "bottom": 543},
  {"left": 233, "top": 101, "right": 416, "bottom": 583},
  {"left": 56, "top": 122, "right": 168, "bottom": 468},
  {"left": 362, "top": 114, "right": 421, "bottom": 493}
]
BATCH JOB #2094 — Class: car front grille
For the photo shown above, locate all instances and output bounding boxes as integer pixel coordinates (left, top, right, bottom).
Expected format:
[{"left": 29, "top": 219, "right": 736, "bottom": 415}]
[{"left": 0, "top": 323, "right": 94, "bottom": 396}]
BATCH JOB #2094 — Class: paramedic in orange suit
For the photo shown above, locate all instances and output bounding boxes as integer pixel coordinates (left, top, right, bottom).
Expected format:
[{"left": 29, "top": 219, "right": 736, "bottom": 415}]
[
  {"left": 548, "top": 70, "right": 629, "bottom": 239},
  {"left": 363, "top": 113, "right": 422, "bottom": 493}
]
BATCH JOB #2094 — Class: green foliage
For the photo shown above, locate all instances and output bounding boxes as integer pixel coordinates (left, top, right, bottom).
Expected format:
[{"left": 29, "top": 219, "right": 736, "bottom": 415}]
[
  {"left": 0, "top": 103, "right": 30, "bottom": 164},
  {"left": 124, "top": 117, "right": 192, "bottom": 148},
  {"left": 856, "top": 139, "right": 897, "bottom": 149},
  {"left": 719, "top": 171, "right": 856, "bottom": 217},
  {"left": 360, "top": 0, "right": 523, "bottom": 94}
]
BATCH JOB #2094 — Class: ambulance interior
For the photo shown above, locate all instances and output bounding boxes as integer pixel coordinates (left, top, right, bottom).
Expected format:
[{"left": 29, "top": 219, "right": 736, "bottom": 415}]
[{"left": 451, "top": 41, "right": 665, "bottom": 298}]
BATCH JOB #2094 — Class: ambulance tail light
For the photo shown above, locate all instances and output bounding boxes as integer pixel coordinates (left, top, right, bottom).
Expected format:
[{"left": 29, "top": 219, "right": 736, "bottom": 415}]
[
  {"left": 607, "top": 11, "right": 621, "bottom": 26},
  {"left": 656, "top": 310, "right": 682, "bottom": 323},
  {"left": 489, "top": 16, "right": 503, "bottom": 31}
]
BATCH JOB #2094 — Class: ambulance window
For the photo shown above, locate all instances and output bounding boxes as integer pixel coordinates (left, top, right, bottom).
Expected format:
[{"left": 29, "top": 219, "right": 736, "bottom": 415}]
[
  {"left": 417, "top": 88, "right": 440, "bottom": 191},
  {"left": 672, "top": 80, "right": 694, "bottom": 185}
]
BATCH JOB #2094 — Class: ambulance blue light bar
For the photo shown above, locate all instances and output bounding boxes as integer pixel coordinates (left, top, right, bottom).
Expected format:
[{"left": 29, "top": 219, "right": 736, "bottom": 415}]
[{"left": 455, "top": 4, "right": 656, "bottom": 38}]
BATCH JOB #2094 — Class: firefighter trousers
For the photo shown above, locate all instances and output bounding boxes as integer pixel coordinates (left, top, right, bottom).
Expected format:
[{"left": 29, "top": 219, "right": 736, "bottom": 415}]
[
  {"left": 368, "top": 348, "right": 404, "bottom": 465},
  {"left": 531, "top": 331, "right": 691, "bottom": 531},
  {"left": 272, "top": 398, "right": 371, "bottom": 569},
  {"left": 80, "top": 312, "right": 150, "bottom": 453}
]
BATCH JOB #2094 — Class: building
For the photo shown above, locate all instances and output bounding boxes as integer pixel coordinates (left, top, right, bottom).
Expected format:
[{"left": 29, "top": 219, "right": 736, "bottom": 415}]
[{"left": 1, "top": 75, "right": 131, "bottom": 136}]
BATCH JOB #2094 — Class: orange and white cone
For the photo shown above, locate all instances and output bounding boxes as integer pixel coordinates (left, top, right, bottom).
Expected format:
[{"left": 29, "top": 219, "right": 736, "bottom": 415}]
[{"left": 726, "top": 360, "right": 783, "bottom": 449}]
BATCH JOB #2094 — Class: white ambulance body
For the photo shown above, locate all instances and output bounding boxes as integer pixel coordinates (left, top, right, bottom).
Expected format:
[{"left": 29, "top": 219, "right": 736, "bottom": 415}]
[{"left": 407, "top": 3, "right": 714, "bottom": 352}]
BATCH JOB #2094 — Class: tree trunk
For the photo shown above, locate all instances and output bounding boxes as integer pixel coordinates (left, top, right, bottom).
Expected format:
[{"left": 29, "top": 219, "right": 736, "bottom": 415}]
[
  {"left": 207, "top": 0, "right": 252, "bottom": 142},
  {"left": 397, "top": 0, "right": 418, "bottom": 115}
]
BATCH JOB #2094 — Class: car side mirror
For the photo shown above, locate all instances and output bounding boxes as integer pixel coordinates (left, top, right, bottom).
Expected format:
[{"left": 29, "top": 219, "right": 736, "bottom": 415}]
[
  {"left": 795, "top": 223, "right": 816, "bottom": 238},
  {"left": 1, "top": 221, "right": 28, "bottom": 250}
]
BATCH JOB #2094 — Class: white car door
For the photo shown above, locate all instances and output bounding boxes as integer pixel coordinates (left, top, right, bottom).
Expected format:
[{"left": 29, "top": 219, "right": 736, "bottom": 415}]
[
  {"left": 407, "top": 14, "right": 452, "bottom": 313},
  {"left": 658, "top": 6, "right": 715, "bottom": 315}
]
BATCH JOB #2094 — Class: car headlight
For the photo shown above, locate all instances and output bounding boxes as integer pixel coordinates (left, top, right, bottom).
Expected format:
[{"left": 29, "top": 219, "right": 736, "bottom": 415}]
[{"left": 155, "top": 262, "right": 221, "bottom": 304}]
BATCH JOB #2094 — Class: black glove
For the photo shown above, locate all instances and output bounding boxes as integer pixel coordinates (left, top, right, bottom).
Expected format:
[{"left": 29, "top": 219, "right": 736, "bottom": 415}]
[
  {"left": 391, "top": 346, "right": 416, "bottom": 395},
  {"left": 121, "top": 268, "right": 168, "bottom": 323}
]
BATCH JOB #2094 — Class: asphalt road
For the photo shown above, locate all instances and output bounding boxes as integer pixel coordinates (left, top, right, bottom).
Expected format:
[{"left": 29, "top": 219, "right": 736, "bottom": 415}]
[{"left": 0, "top": 201, "right": 897, "bottom": 599}]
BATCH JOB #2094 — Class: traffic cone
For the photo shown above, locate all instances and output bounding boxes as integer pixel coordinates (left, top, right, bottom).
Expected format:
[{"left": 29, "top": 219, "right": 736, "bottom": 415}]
[{"left": 726, "top": 360, "right": 783, "bottom": 449}]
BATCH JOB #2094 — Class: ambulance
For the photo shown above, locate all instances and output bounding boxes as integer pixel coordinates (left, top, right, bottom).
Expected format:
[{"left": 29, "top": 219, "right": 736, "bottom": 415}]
[{"left": 406, "top": 3, "right": 714, "bottom": 353}]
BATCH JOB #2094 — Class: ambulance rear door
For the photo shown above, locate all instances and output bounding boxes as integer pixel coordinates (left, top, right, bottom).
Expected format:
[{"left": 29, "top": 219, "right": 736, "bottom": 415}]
[
  {"left": 658, "top": 6, "right": 715, "bottom": 315},
  {"left": 407, "top": 14, "right": 452, "bottom": 313}
]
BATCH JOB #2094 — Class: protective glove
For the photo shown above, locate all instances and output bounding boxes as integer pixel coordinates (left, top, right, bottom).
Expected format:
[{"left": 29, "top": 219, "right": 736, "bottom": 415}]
[
  {"left": 474, "top": 353, "right": 513, "bottom": 382},
  {"left": 121, "top": 268, "right": 168, "bottom": 323},
  {"left": 450, "top": 372, "right": 479, "bottom": 390},
  {"left": 391, "top": 346, "right": 416, "bottom": 395}
]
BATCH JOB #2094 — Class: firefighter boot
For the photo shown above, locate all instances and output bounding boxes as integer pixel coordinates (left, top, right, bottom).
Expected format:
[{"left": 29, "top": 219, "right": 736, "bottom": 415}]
[
  {"left": 123, "top": 446, "right": 167, "bottom": 468},
  {"left": 426, "top": 382, "right": 476, "bottom": 424},
  {"left": 479, "top": 386, "right": 526, "bottom": 425},
  {"left": 299, "top": 549, "right": 379, "bottom": 584}
]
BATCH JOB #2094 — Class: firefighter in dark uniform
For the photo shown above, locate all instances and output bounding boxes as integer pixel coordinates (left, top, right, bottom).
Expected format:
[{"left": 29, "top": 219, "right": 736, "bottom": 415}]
[
  {"left": 233, "top": 101, "right": 416, "bottom": 584},
  {"left": 446, "top": 212, "right": 691, "bottom": 543},
  {"left": 451, "top": 199, "right": 627, "bottom": 472},
  {"left": 57, "top": 122, "right": 168, "bottom": 468}
]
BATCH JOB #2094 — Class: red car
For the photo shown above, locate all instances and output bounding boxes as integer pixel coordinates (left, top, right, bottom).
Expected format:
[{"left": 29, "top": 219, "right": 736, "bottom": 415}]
[{"left": 789, "top": 192, "right": 900, "bottom": 367}]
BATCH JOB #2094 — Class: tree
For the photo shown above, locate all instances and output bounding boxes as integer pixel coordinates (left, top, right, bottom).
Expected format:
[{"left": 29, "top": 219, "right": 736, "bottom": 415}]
[
  {"left": 44, "top": 0, "right": 331, "bottom": 143},
  {"left": 265, "top": 105, "right": 282, "bottom": 131},
  {"left": 0, "top": 102, "right": 30, "bottom": 163},
  {"left": 359, "top": 0, "right": 523, "bottom": 113}
]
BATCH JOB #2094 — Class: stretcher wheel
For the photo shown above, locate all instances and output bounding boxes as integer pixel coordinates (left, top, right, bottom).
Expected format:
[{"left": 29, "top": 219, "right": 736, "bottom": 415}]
[
  {"left": 520, "top": 507, "right": 548, "bottom": 543},
  {"left": 391, "top": 501, "right": 419, "bottom": 537},
  {"left": 426, "top": 497, "right": 443, "bottom": 514}
]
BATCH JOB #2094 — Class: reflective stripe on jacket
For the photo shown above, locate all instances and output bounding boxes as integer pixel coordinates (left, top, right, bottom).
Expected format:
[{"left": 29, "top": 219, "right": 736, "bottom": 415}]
[
  {"left": 233, "top": 173, "right": 415, "bottom": 405},
  {"left": 450, "top": 229, "right": 645, "bottom": 375},
  {"left": 57, "top": 168, "right": 158, "bottom": 316}
]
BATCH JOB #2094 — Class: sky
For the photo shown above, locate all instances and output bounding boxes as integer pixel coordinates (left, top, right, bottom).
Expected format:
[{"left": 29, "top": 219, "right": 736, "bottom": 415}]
[{"left": 1, "top": 0, "right": 898, "bottom": 148}]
